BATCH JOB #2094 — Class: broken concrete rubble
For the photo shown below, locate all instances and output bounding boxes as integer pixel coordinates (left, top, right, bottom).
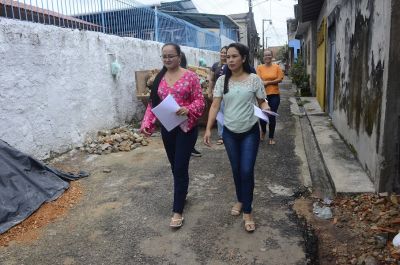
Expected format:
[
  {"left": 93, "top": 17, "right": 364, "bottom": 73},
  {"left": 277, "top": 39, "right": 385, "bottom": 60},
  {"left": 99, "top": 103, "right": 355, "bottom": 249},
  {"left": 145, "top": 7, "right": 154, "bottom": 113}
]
[{"left": 81, "top": 125, "right": 148, "bottom": 155}]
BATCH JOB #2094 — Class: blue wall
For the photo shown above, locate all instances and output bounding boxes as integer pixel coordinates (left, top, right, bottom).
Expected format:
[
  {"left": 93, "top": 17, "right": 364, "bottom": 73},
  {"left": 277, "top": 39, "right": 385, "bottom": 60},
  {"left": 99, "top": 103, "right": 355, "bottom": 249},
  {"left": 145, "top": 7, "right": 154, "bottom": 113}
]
[{"left": 289, "top": 39, "right": 300, "bottom": 60}]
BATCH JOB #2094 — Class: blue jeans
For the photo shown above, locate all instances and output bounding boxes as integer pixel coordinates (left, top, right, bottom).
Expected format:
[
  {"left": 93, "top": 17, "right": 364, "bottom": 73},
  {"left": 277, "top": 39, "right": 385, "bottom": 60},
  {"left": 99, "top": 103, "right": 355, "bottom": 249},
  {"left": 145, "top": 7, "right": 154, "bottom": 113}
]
[
  {"left": 260, "top": 94, "right": 280, "bottom": 139},
  {"left": 222, "top": 123, "right": 260, "bottom": 213},
  {"left": 161, "top": 126, "right": 198, "bottom": 214}
]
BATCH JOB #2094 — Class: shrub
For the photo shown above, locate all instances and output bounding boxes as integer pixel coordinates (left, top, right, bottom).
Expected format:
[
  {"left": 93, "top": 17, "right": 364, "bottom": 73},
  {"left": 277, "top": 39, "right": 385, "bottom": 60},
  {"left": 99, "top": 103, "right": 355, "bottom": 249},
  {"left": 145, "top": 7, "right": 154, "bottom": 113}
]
[{"left": 289, "top": 56, "right": 311, "bottom": 96}]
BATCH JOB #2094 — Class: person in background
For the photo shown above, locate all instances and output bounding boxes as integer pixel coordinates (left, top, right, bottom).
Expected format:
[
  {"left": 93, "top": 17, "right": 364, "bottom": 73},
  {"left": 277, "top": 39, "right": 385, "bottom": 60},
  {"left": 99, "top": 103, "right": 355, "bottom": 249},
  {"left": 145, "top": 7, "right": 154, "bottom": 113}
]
[
  {"left": 203, "top": 43, "right": 270, "bottom": 232},
  {"left": 208, "top": 46, "right": 228, "bottom": 145},
  {"left": 180, "top": 51, "right": 202, "bottom": 157},
  {"left": 141, "top": 43, "right": 205, "bottom": 228},
  {"left": 256, "top": 50, "right": 284, "bottom": 144}
]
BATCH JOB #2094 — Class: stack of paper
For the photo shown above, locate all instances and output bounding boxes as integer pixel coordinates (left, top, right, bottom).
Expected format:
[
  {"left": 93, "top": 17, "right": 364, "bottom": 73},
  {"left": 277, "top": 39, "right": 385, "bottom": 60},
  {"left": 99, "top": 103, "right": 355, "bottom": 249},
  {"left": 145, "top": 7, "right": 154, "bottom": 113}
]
[
  {"left": 152, "top": 94, "right": 187, "bottom": 131},
  {"left": 253, "top": 104, "right": 279, "bottom": 123}
]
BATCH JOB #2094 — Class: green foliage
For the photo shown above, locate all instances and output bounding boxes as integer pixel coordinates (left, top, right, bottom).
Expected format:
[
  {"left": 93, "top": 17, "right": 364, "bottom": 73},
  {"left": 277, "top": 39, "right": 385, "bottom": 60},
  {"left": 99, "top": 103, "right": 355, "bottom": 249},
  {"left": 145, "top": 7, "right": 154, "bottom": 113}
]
[
  {"left": 276, "top": 45, "right": 289, "bottom": 63},
  {"left": 289, "top": 56, "right": 311, "bottom": 96}
]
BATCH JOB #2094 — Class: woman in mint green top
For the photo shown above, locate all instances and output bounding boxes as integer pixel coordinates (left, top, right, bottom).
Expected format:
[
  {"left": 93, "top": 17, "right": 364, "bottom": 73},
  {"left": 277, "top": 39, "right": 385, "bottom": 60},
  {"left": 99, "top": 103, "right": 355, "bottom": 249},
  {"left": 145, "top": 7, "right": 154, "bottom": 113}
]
[
  {"left": 203, "top": 43, "right": 270, "bottom": 232},
  {"left": 213, "top": 74, "right": 264, "bottom": 133}
]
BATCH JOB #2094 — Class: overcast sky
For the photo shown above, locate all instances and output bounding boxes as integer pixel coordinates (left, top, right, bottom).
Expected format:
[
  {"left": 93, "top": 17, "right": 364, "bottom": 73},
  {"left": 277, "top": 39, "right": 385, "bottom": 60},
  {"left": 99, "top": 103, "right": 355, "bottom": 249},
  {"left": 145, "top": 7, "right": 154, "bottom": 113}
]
[{"left": 141, "top": 0, "right": 297, "bottom": 47}]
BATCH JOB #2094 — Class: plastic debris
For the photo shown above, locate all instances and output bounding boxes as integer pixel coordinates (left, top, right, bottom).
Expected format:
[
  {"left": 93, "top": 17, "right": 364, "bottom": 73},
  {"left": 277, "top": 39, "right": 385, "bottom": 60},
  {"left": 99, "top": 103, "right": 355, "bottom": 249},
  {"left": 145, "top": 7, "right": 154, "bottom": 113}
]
[
  {"left": 313, "top": 202, "right": 333, "bottom": 219},
  {"left": 111, "top": 60, "right": 121, "bottom": 76},
  {"left": 393, "top": 232, "right": 400, "bottom": 248},
  {"left": 323, "top": 197, "right": 333, "bottom": 205}
]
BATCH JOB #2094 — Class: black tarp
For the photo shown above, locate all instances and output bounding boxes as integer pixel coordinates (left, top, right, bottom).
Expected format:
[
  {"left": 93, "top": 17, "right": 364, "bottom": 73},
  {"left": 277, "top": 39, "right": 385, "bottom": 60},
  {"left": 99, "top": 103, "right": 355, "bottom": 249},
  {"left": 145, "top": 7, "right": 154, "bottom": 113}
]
[{"left": 0, "top": 140, "right": 88, "bottom": 234}]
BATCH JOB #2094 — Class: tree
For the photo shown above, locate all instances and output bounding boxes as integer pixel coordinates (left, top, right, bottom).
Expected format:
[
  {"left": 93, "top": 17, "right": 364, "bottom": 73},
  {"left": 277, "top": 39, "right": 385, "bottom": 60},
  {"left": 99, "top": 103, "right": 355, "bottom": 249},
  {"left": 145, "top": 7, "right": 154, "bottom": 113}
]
[{"left": 276, "top": 44, "right": 289, "bottom": 63}]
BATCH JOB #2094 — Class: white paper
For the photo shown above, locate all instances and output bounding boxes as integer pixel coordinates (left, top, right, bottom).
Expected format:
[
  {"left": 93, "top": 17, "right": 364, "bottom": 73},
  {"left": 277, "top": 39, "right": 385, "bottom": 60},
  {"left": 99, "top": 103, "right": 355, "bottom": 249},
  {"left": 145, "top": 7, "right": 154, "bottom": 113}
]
[
  {"left": 253, "top": 105, "right": 269, "bottom": 123},
  {"left": 216, "top": 111, "right": 224, "bottom": 125},
  {"left": 262, "top": 109, "right": 279, "bottom": 116},
  {"left": 151, "top": 94, "right": 187, "bottom": 131}
]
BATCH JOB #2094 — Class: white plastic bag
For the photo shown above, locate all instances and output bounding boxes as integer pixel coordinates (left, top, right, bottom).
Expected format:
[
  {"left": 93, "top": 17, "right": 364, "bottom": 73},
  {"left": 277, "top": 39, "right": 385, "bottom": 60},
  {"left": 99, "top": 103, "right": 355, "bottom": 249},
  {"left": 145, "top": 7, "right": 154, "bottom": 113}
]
[{"left": 393, "top": 232, "right": 400, "bottom": 248}]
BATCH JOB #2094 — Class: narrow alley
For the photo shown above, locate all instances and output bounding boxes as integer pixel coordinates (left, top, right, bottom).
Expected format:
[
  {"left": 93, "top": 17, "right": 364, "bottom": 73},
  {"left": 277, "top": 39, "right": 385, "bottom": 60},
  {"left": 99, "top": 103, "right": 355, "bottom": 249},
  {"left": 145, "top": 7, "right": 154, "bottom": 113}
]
[
  {"left": 0, "top": 86, "right": 310, "bottom": 265},
  {"left": 2, "top": 0, "right": 399, "bottom": 264}
]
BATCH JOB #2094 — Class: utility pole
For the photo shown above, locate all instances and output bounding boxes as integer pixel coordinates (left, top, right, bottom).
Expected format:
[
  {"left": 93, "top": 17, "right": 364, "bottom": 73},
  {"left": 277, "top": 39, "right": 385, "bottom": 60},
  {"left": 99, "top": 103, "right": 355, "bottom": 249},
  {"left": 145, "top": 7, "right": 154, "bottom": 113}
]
[
  {"left": 262, "top": 19, "right": 272, "bottom": 54},
  {"left": 247, "top": 0, "right": 254, "bottom": 65},
  {"left": 265, "top": 36, "right": 270, "bottom": 49},
  {"left": 262, "top": 19, "right": 265, "bottom": 53}
]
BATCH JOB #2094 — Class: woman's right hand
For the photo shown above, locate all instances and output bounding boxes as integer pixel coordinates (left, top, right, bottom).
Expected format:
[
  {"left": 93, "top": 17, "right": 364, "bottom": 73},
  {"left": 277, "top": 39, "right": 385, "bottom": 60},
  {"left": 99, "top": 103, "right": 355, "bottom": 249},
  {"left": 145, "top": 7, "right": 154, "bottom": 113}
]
[
  {"left": 203, "top": 129, "right": 212, "bottom": 147},
  {"left": 141, "top": 128, "right": 152, "bottom": 137}
]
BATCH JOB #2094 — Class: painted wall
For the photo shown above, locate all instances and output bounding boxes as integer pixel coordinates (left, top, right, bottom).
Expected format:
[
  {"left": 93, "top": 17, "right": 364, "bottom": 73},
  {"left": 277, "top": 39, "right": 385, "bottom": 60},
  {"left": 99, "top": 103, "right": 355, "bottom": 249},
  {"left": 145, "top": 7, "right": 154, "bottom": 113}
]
[
  {"left": 288, "top": 39, "right": 300, "bottom": 60},
  {"left": 322, "top": 0, "right": 391, "bottom": 189},
  {"left": 234, "top": 20, "right": 248, "bottom": 46},
  {"left": 302, "top": 22, "right": 317, "bottom": 95},
  {"left": 0, "top": 18, "right": 219, "bottom": 159}
]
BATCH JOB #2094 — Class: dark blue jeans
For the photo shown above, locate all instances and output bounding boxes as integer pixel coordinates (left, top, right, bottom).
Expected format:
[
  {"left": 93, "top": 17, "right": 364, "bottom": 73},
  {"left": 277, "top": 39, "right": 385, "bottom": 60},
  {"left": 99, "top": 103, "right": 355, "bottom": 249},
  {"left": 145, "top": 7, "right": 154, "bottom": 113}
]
[
  {"left": 161, "top": 126, "right": 198, "bottom": 214},
  {"left": 260, "top": 94, "right": 280, "bottom": 139},
  {"left": 222, "top": 123, "right": 260, "bottom": 213}
]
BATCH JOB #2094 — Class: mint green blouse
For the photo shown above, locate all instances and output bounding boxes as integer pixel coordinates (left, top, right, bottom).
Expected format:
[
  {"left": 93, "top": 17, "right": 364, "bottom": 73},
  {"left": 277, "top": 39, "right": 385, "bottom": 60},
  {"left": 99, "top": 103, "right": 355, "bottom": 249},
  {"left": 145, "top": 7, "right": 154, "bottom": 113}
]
[{"left": 214, "top": 73, "right": 266, "bottom": 133}]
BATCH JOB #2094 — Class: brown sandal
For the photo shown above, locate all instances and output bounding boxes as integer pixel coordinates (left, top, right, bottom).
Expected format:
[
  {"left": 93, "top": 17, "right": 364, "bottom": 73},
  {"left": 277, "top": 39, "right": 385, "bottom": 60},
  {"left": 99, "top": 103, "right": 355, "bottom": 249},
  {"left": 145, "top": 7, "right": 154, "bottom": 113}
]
[
  {"left": 231, "top": 203, "right": 242, "bottom": 216},
  {"left": 170, "top": 216, "right": 184, "bottom": 228},
  {"left": 243, "top": 214, "right": 255, "bottom": 232},
  {"left": 244, "top": 220, "right": 256, "bottom": 232},
  {"left": 216, "top": 139, "right": 224, "bottom": 145}
]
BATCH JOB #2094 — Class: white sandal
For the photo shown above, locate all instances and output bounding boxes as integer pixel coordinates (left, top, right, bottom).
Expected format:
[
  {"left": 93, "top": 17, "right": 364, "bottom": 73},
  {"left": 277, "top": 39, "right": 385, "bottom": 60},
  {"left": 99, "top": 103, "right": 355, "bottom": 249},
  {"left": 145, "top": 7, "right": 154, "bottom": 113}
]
[{"left": 170, "top": 217, "right": 184, "bottom": 228}]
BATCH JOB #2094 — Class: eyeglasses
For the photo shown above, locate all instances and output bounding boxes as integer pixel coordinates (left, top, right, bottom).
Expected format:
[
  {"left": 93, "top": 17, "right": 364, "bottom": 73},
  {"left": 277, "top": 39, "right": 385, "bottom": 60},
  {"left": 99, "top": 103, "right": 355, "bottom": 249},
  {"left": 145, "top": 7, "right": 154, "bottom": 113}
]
[{"left": 161, "top": 54, "right": 179, "bottom": 60}]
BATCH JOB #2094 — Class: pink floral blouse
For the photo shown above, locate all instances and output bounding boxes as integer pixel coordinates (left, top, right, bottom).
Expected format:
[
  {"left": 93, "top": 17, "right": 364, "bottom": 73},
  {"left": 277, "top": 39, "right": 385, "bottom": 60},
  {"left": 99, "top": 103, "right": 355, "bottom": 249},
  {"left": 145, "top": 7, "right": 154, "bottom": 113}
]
[{"left": 140, "top": 70, "right": 205, "bottom": 134}]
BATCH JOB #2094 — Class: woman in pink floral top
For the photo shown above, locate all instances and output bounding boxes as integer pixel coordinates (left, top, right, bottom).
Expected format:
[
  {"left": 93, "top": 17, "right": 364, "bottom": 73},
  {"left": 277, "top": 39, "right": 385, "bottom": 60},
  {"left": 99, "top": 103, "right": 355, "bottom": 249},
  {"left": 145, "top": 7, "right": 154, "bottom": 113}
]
[{"left": 140, "top": 43, "right": 205, "bottom": 228}]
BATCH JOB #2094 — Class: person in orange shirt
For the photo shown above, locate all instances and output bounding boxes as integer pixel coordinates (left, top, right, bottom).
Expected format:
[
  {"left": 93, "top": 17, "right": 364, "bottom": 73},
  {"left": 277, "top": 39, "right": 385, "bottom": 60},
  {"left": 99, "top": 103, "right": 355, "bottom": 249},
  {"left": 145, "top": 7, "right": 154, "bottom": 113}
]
[{"left": 256, "top": 50, "right": 284, "bottom": 145}]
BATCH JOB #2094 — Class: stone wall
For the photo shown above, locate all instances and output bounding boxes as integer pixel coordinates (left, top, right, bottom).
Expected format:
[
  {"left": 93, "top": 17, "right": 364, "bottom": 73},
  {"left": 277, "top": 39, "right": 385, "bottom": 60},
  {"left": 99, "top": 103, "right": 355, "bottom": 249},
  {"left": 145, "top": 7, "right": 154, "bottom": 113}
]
[{"left": 0, "top": 18, "right": 218, "bottom": 159}]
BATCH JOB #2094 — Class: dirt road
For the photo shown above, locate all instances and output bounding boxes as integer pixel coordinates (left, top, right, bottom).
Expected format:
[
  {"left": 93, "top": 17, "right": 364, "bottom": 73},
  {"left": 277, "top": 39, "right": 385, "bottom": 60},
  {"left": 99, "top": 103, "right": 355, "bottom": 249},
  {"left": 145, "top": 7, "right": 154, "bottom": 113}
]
[{"left": 0, "top": 87, "right": 310, "bottom": 265}]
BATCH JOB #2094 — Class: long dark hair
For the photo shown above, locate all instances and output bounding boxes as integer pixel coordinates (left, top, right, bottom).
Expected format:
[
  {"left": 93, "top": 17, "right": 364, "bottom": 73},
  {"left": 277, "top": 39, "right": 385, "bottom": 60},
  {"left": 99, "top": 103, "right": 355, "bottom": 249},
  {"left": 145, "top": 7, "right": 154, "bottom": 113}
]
[
  {"left": 180, "top": 51, "right": 187, "bottom": 68},
  {"left": 223, "top": 43, "right": 251, "bottom": 94},
  {"left": 219, "top": 45, "right": 228, "bottom": 65},
  {"left": 150, "top": 43, "right": 181, "bottom": 107}
]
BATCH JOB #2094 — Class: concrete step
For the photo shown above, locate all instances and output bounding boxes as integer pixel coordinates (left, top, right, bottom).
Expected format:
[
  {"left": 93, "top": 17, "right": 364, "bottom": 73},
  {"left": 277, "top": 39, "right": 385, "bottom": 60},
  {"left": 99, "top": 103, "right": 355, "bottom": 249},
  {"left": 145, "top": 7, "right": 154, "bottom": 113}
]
[
  {"left": 279, "top": 80, "right": 293, "bottom": 90},
  {"left": 301, "top": 97, "right": 375, "bottom": 194}
]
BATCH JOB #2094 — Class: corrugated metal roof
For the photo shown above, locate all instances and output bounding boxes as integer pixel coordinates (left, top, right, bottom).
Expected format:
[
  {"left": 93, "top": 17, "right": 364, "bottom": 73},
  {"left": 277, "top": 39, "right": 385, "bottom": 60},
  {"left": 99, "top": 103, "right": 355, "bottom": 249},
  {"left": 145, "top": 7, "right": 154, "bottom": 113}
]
[
  {"left": 158, "top": 0, "right": 198, "bottom": 13},
  {"left": 298, "top": 0, "right": 324, "bottom": 22},
  {"left": 228, "top": 13, "right": 248, "bottom": 20},
  {"left": 163, "top": 11, "right": 239, "bottom": 29}
]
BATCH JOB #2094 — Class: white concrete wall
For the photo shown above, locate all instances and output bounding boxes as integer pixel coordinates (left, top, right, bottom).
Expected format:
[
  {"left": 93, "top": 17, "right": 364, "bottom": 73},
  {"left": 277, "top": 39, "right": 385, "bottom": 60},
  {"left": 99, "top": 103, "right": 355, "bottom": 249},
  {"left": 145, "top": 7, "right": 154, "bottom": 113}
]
[
  {"left": 322, "top": 0, "right": 391, "bottom": 185},
  {"left": 0, "top": 18, "right": 219, "bottom": 159}
]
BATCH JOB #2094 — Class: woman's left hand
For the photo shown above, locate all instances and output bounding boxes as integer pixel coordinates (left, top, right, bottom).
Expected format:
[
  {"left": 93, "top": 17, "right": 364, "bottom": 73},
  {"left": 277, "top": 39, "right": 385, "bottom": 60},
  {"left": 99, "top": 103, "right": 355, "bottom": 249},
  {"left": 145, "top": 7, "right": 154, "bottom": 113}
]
[
  {"left": 203, "top": 129, "right": 212, "bottom": 147},
  {"left": 176, "top": 107, "right": 189, "bottom": 116},
  {"left": 263, "top": 105, "right": 271, "bottom": 111}
]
